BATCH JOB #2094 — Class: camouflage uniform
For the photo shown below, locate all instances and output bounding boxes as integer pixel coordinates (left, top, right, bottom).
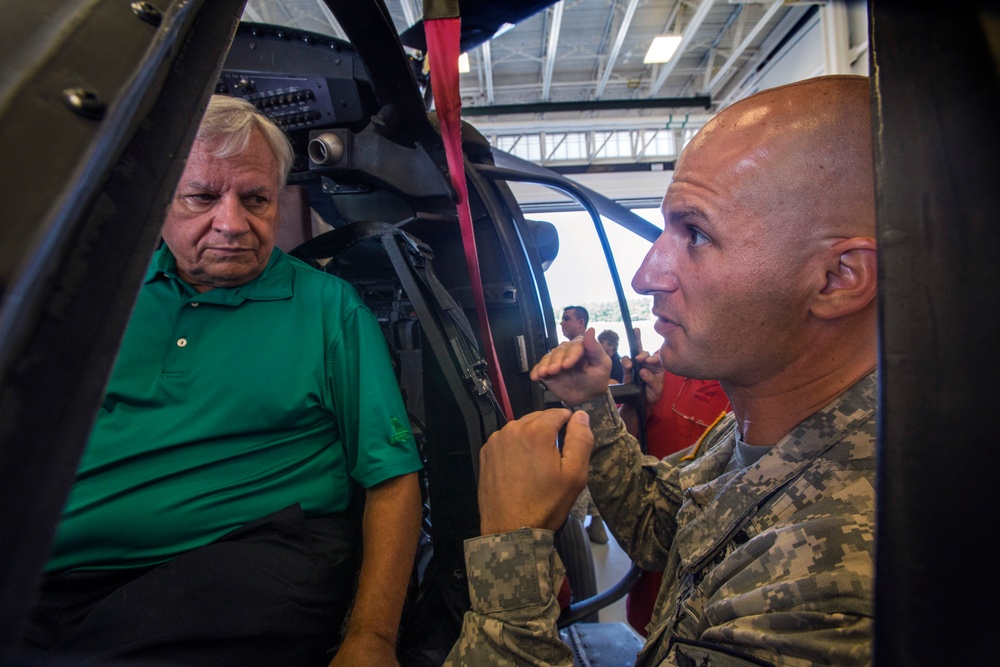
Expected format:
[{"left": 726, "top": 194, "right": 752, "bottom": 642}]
[{"left": 445, "top": 373, "right": 876, "bottom": 666}]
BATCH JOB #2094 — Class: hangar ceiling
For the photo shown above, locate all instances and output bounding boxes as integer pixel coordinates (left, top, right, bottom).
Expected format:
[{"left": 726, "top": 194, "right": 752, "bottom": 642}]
[{"left": 241, "top": 0, "right": 869, "bottom": 206}]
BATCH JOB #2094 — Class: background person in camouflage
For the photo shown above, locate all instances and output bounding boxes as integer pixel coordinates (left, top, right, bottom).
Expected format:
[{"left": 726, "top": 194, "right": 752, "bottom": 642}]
[{"left": 444, "top": 75, "right": 877, "bottom": 666}]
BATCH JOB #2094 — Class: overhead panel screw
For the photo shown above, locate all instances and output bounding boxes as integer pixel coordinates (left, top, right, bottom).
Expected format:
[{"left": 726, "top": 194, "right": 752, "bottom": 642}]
[
  {"left": 131, "top": 2, "right": 162, "bottom": 27},
  {"left": 63, "top": 88, "right": 106, "bottom": 120}
]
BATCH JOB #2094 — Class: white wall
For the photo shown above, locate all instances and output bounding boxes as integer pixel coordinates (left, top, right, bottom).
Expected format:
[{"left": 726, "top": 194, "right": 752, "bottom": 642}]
[
  {"left": 757, "top": 15, "right": 826, "bottom": 93},
  {"left": 729, "top": 1, "right": 869, "bottom": 103}
]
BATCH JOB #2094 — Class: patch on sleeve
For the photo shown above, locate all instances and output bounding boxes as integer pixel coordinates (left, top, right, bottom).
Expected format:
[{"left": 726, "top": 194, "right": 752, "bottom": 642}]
[{"left": 388, "top": 416, "right": 413, "bottom": 445}]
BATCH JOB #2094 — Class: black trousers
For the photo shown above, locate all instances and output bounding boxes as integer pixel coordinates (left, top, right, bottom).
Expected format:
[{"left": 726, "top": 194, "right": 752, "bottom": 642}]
[{"left": 21, "top": 505, "right": 358, "bottom": 667}]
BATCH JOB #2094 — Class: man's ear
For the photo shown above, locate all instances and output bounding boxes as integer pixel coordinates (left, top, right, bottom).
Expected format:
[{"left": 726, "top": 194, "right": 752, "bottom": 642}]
[{"left": 811, "top": 237, "right": 877, "bottom": 320}]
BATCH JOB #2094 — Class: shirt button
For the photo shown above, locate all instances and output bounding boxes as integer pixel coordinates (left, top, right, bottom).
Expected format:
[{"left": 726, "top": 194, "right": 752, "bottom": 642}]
[
  {"left": 177, "top": 338, "right": 188, "bottom": 347},
  {"left": 191, "top": 302, "right": 200, "bottom": 307}
]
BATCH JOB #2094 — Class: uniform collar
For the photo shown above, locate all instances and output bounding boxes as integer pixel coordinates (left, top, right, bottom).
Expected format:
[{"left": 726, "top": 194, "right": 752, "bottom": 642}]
[
  {"left": 673, "top": 372, "right": 878, "bottom": 570},
  {"left": 145, "top": 244, "right": 293, "bottom": 305}
]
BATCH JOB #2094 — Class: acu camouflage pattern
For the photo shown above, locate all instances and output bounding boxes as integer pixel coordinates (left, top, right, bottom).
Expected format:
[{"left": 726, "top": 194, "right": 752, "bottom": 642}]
[
  {"left": 589, "top": 373, "right": 876, "bottom": 666},
  {"left": 445, "top": 373, "right": 877, "bottom": 666},
  {"left": 444, "top": 529, "right": 574, "bottom": 666}
]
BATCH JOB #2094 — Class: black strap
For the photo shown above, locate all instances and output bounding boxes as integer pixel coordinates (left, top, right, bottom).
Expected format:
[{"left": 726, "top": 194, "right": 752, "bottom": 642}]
[
  {"left": 292, "top": 221, "right": 479, "bottom": 356},
  {"left": 291, "top": 221, "right": 502, "bottom": 438}
]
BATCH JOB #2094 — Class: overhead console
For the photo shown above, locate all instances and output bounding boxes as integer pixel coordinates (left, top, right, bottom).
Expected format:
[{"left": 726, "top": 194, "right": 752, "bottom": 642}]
[
  {"left": 220, "top": 23, "right": 451, "bottom": 205},
  {"left": 216, "top": 72, "right": 343, "bottom": 132},
  {"left": 221, "top": 24, "right": 373, "bottom": 140}
]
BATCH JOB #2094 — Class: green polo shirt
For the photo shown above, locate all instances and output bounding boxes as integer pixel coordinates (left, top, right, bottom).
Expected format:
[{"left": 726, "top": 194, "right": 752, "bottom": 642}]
[{"left": 48, "top": 245, "right": 422, "bottom": 573}]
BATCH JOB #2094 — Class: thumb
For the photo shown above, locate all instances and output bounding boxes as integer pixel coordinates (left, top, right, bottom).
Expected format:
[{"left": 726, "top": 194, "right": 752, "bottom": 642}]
[
  {"left": 561, "top": 410, "right": 594, "bottom": 474},
  {"left": 583, "top": 328, "right": 605, "bottom": 359}
]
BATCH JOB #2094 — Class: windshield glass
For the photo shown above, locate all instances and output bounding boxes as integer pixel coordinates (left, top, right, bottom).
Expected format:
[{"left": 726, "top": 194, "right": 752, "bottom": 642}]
[{"left": 241, "top": 0, "right": 413, "bottom": 39}]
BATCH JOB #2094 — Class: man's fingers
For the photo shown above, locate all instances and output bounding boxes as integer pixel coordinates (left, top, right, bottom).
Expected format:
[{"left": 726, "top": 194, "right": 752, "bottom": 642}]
[
  {"left": 639, "top": 367, "right": 659, "bottom": 383},
  {"left": 482, "top": 409, "right": 564, "bottom": 450},
  {"left": 527, "top": 407, "right": 572, "bottom": 433},
  {"left": 516, "top": 409, "right": 556, "bottom": 426},
  {"left": 648, "top": 352, "right": 664, "bottom": 371},
  {"left": 560, "top": 410, "right": 594, "bottom": 474},
  {"left": 633, "top": 327, "right": 644, "bottom": 352},
  {"left": 635, "top": 349, "right": 663, "bottom": 372},
  {"left": 530, "top": 340, "right": 587, "bottom": 380}
]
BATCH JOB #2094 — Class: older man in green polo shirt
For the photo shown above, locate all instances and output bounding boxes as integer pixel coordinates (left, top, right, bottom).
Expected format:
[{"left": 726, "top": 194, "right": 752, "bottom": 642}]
[{"left": 23, "top": 96, "right": 423, "bottom": 667}]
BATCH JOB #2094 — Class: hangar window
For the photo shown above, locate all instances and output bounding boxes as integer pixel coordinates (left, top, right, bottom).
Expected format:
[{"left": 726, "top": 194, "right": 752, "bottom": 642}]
[
  {"left": 593, "top": 131, "right": 632, "bottom": 159},
  {"left": 681, "top": 127, "right": 699, "bottom": 152},
  {"left": 641, "top": 130, "right": 676, "bottom": 158},
  {"left": 497, "top": 134, "right": 542, "bottom": 162},
  {"left": 545, "top": 132, "right": 588, "bottom": 161}
]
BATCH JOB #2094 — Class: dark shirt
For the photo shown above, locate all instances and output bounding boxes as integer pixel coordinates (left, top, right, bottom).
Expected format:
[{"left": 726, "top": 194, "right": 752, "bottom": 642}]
[{"left": 609, "top": 352, "right": 624, "bottom": 383}]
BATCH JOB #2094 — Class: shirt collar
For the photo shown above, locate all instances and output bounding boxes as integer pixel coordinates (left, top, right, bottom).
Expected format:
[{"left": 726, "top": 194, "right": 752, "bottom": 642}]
[{"left": 145, "top": 244, "right": 293, "bottom": 305}]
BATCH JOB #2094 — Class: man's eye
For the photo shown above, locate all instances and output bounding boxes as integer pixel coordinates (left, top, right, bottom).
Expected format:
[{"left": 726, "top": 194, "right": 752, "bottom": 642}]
[
  {"left": 185, "top": 193, "right": 216, "bottom": 203},
  {"left": 688, "top": 226, "right": 710, "bottom": 246},
  {"left": 244, "top": 195, "right": 269, "bottom": 208}
]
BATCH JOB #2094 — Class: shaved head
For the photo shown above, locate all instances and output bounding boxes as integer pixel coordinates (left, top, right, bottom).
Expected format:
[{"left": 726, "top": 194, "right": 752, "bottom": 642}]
[
  {"left": 633, "top": 75, "right": 878, "bottom": 400},
  {"left": 685, "top": 75, "right": 875, "bottom": 241}
]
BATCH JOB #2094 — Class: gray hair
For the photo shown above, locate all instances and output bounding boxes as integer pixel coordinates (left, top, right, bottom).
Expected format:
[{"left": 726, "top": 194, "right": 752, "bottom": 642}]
[{"left": 196, "top": 95, "right": 294, "bottom": 182}]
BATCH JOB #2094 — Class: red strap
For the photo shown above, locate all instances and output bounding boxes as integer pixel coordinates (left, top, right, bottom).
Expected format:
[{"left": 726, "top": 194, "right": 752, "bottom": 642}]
[
  {"left": 424, "top": 18, "right": 513, "bottom": 421},
  {"left": 557, "top": 574, "right": 572, "bottom": 610}
]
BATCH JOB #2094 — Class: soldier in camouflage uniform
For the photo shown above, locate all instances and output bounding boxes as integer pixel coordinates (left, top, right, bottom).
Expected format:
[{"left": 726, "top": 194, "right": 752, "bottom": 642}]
[{"left": 445, "top": 75, "right": 877, "bottom": 666}]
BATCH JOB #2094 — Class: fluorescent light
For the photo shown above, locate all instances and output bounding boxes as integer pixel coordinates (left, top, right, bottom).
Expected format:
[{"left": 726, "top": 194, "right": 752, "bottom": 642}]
[
  {"left": 458, "top": 52, "right": 470, "bottom": 73},
  {"left": 644, "top": 35, "right": 683, "bottom": 64}
]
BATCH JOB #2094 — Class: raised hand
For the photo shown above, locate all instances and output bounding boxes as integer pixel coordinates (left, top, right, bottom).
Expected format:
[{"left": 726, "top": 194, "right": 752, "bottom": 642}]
[
  {"left": 530, "top": 328, "right": 611, "bottom": 406},
  {"left": 621, "top": 327, "right": 665, "bottom": 406}
]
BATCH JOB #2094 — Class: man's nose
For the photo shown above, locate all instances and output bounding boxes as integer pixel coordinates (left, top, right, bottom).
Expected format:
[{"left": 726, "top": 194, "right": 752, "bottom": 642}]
[
  {"left": 212, "top": 193, "right": 251, "bottom": 234},
  {"left": 632, "top": 232, "right": 679, "bottom": 294}
]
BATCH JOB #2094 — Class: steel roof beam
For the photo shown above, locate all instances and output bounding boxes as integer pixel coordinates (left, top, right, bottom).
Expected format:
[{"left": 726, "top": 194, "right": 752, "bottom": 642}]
[
  {"left": 541, "top": 1, "right": 564, "bottom": 101},
  {"left": 716, "top": 4, "right": 810, "bottom": 108},
  {"left": 463, "top": 95, "right": 711, "bottom": 116},
  {"left": 700, "top": 4, "right": 741, "bottom": 90},
  {"left": 399, "top": 0, "right": 419, "bottom": 28},
  {"left": 706, "top": 0, "right": 784, "bottom": 94},
  {"left": 647, "top": 0, "right": 717, "bottom": 97},
  {"left": 594, "top": 0, "right": 641, "bottom": 100},
  {"left": 483, "top": 40, "right": 495, "bottom": 104},
  {"left": 474, "top": 114, "right": 712, "bottom": 134},
  {"left": 821, "top": 0, "right": 851, "bottom": 74}
]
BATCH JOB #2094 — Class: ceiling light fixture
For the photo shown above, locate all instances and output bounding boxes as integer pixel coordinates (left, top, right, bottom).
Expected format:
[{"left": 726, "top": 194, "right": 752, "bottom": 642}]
[{"left": 644, "top": 35, "right": 683, "bottom": 64}]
